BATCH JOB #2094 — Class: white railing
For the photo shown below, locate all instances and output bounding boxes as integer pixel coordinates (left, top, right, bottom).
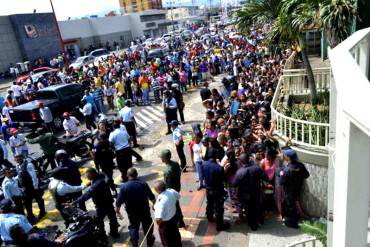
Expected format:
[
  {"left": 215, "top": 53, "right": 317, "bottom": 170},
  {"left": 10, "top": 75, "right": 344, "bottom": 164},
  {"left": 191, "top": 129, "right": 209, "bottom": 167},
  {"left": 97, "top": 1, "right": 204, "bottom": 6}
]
[
  {"left": 286, "top": 237, "right": 322, "bottom": 247},
  {"left": 271, "top": 55, "right": 330, "bottom": 150},
  {"left": 283, "top": 68, "right": 331, "bottom": 95}
]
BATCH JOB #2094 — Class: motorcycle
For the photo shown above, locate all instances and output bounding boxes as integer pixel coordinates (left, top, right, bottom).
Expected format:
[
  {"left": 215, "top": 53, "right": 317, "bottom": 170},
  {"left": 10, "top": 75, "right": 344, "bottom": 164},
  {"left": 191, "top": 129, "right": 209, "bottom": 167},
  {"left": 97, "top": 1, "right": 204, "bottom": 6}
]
[
  {"left": 56, "top": 207, "right": 108, "bottom": 247},
  {"left": 56, "top": 130, "right": 93, "bottom": 159}
]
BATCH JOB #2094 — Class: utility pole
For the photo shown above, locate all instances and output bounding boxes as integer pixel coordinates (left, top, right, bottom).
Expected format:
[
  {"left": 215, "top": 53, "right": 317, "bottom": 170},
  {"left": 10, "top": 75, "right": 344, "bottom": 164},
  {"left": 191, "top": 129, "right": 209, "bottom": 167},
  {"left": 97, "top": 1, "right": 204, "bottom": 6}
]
[{"left": 50, "top": 0, "right": 68, "bottom": 67}]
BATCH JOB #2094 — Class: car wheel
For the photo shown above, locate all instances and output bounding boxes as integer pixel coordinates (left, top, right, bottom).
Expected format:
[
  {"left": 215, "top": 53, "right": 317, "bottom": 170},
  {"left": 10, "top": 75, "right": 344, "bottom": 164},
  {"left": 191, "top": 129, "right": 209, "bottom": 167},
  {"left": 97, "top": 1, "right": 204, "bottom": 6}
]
[
  {"left": 77, "top": 142, "right": 92, "bottom": 158},
  {"left": 54, "top": 116, "right": 63, "bottom": 129}
]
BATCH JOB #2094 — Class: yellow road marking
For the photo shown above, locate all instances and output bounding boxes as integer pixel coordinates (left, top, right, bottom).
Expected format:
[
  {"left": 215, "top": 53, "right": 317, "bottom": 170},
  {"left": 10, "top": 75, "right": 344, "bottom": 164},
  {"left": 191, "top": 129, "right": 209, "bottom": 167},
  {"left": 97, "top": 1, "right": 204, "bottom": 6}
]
[{"left": 113, "top": 237, "right": 130, "bottom": 247}]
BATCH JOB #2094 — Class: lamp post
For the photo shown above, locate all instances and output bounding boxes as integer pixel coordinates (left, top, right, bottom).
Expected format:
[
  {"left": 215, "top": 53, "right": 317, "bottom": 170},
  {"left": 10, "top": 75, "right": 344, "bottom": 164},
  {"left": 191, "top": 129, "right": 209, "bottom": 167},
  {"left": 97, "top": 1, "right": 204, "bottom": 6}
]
[{"left": 50, "top": 0, "right": 68, "bottom": 67}]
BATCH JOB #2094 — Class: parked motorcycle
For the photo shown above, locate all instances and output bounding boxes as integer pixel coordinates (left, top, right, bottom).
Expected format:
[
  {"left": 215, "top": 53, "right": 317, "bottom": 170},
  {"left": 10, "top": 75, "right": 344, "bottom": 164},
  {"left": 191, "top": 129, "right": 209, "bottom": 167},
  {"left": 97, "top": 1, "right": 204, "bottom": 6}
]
[
  {"left": 56, "top": 130, "right": 93, "bottom": 159},
  {"left": 56, "top": 207, "right": 108, "bottom": 247}
]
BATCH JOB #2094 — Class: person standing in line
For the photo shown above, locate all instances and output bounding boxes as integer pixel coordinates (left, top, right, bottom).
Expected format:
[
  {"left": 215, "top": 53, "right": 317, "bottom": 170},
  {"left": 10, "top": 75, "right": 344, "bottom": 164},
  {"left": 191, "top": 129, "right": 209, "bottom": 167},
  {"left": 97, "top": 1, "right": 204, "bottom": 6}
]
[
  {"left": 233, "top": 152, "right": 269, "bottom": 231},
  {"left": 153, "top": 180, "right": 182, "bottom": 247},
  {"left": 119, "top": 100, "right": 139, "bottom": 148},
  {"left": 163, "top": 90, "right": 177, "bottom": 135},
  {"left": 160, "top": 149, "right": 186, "bottom": 228},
  {"left": 170, "top": 120, "right": 187, "bottom": 172},
  {"left": 189, "top": 133, "right": 204, "bottom": 190},
  {"left": 171, "top": 84, "right": 185, "bottom": 124},
  {"left": 14, "top": 154, "right": 45, "bottom": 223},
  {"left": 79, "top": 99, "right": 96, "bottom": 131},
  {"left": 115, "top": 168, "right": 156, "bottom": 247},
  {"left": 65, "top": 168, "right": 119, "bottom": 238},
  {"left": 109, "top": 119, "right": 132, "bottom": 182},
  {"left": 202, "top": 148, "right": 230, "bottom": 231},
  {"left": 279, "top": 148, "right": 310, "bottom": 229},
  {"left": 38, "top": 102, "right": 54, "bottom": 133}
]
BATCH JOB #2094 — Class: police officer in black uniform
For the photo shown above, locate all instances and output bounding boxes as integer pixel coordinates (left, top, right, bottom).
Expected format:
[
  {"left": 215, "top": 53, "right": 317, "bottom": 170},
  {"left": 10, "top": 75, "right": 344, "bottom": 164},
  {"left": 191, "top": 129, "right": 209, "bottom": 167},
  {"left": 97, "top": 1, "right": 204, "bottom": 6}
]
[
  {"left": 163, "top": 90, "right": 178, "bottom": 135},
  {"left": 66, "top": 168, "right": 119, "bottom": 238},
  {"left": 115, "top": 168, "right": 156, "bottom": 247},
  {"left": 171, "top": 84, "right": 185, "bottom": 123},
  {"left": 279, "top": 148, "right": 310, "bottom": 228},
  {"left": 233, "top": 152, "right": 269, "bottom": 231}
]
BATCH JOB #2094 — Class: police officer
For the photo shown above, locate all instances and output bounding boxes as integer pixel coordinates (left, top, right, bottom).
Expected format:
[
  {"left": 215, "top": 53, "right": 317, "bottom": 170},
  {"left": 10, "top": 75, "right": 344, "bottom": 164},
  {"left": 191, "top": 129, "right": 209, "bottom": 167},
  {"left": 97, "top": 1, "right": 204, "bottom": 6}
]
[
  {"left": 170, "top": 120, "right": 187, "bottom": 172},
  {"left": 55, "top": 149, "right": 86, "bottom": 211},
  {"left": 48, "top": 167, "right": 87, "bottom": 226},
  {"left": 92, "top": 133, "right": 117, "bottom": 195},
  {"left": 14, "top": 154, "right": 45, "bottom": 223},
  {"left": 115, "top": 168, "right": 156, "bottom": 247},
  {"left": 279, "top": 148, "right": 309, "bottom": 228},
  {"left": 109, "top": 119, "right": 132, "bottom": 182},
  {"left": 65, "top": 168, "right": 119, "bottom": 238},
  {"left": 119, "top": 99, "right": 139, "bottom": 148},
  {"left": 2, "top": 168, "right": 24, "bottom": 215},
  {"left": 171, "top": 84, "right": 185, "bottom": 124},
  {"left": 27, "top": 127, "right": 57, "bottom": 173},
  {"left": 233, "top": 152, "right": 269, "bottom": 231},
  {"left": 202, "top": 148, "right": 230, "bottom": 231},
  {"left": 163, "top": 90, "right": 178, "bottom": 135},
  {"left": 160, "top": 149, "right": 186, "bottom": 228}
]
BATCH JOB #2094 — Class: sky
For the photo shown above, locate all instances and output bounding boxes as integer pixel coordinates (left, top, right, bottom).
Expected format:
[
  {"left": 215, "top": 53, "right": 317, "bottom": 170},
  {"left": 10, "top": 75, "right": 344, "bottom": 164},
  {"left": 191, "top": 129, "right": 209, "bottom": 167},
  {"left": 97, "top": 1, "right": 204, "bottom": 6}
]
[{"left": 0, "top": 0, "right": 121, "bottom": 20}]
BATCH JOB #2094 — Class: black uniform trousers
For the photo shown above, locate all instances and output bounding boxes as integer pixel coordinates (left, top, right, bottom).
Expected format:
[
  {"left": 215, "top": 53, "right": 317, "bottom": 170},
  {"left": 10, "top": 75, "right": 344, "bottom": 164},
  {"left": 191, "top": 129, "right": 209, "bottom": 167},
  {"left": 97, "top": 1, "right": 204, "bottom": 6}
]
[
  {"left": 127, "top": 208, "right": 154, "bottom": 247},
  {"left": 241, "top": 197, "right": 263, "bottom": 230},
  {"left": 85, "top": 114, "right": 97, "bottom": 130},
  {"left": 11, "top": 196, "right": 25, "bottom": 215},
  {"left": 115, "top": 147, "right": 133, "bottom": 182},
  {"left": 205, "top": 189, "right": 224, "bottom": 228},
  {"left": 23, "top": 189, "right": 45, "bottom": 219},
  {"left": 123, "top": 122, "right": 138, "bottom": 146},
  {"left": 177, "top": 107, "right": 185, "bottom": 123},
  {"left": 96, "top": 205, "right": 119, "bottom": 236},
  {"left": 176, "top": 141, "right": 187, "bottom": 171},
  {"left": 282, "top": 191, "right": 299, "bottom": 228},
  {"left": 158, "top": 215, "right": 182, "bottom": 247}
]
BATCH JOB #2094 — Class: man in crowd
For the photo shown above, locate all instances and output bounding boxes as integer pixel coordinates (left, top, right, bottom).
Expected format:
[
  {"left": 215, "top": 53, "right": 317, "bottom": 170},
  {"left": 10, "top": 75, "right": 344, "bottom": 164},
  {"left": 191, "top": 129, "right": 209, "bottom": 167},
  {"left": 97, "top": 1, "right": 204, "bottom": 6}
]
[
  {"left": 202, "top": 148, "right": 230, "bottom": 231},
  {"left": 38, "top": 102, "right": 54, "bottom": 133},
  {"left": 119, "top": 99, "right": 139, "bottom": 148},
  {"left": 171, "top": 84, "right": 185, "bottom": 124},
  {"left": 62, "top": 112, "right": 80, "bottom": 136},
  {"left": 9, "top": 128, "right": 28, "bottom": 158},
  {"left": 2, "top": 168, "right": 24, "bottom": 215},
  {"left": 14, "top": 154, "right": 45, "bottom": 223},
  {"left": 154, "top": 180, "right": 182, "bottom": 247},
  {"left": 163, "top": 90, "right": 177, "bottom": 135},
  {"left": 170, "top": 120, "right": 187, "bottom": 172},
  {"left": 79, "top": 98, "right": 96, "bottom": 130},
  {"left": 115, "top": 168, "right": 156, "bottom": 247},
  {"left": 65, "top": 168, "right": 119, "bottom": 238},
  {"left": 109, "top": 119, "right": 132, "bottom": 182}
]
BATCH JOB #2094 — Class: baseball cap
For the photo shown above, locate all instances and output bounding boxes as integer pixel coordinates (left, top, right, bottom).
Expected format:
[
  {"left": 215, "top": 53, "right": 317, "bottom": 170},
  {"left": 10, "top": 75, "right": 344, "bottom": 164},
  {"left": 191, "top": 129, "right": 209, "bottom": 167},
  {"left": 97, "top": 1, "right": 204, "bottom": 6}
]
[{"left": 282, "top": 148, "right": 298, "bottom": 160}]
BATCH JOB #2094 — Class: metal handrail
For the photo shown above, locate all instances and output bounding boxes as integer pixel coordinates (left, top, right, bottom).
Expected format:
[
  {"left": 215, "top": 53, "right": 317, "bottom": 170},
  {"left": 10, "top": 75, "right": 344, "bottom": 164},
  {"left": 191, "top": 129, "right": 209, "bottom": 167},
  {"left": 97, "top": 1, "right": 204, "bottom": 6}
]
[{"left": 285, "top": 237, "right": 321, "bottom": 247}]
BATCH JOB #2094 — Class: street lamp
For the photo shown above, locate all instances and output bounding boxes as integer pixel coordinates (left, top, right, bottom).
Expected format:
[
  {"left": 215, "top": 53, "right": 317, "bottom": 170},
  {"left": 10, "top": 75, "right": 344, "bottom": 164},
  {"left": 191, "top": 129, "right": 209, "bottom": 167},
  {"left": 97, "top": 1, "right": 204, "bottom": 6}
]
[{"left": 50, "top": 0, "right": 68, "bottom": 67}]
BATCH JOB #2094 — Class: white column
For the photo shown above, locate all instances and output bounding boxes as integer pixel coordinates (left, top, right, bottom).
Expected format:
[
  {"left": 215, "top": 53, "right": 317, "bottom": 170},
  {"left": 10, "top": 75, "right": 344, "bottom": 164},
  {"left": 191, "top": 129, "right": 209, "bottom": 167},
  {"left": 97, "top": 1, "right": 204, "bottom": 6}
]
[{"left": 332, "top": 113, "right": 370, "bottom": 247}]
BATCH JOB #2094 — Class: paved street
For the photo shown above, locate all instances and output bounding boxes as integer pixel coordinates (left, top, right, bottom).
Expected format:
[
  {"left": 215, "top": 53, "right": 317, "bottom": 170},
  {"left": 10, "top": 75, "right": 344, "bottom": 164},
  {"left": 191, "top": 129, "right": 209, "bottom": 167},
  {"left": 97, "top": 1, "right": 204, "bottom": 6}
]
[{"left": 20, "top": 76, "right": 311, "bottom": 247}]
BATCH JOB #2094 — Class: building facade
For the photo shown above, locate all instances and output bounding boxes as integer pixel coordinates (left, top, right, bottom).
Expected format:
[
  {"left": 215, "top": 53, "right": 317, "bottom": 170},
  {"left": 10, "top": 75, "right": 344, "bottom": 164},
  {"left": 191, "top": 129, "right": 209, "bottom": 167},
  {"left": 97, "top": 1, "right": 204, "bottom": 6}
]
[{"left": 119, "top": 0, "right": 162, "bottom": 13}]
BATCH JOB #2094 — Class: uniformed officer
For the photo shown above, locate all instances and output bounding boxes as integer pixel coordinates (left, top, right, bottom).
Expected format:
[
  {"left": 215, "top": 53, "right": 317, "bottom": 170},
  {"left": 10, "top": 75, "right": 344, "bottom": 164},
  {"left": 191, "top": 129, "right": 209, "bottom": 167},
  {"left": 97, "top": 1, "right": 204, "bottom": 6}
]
[
  {"left": 115, "top": 168, "right": 156, "bottom": 247},
  {"left": 0, "top": 199, "right": 33, "bottom": 246},
  {"left": 48, "top": 167, "right": 87, "bottom": 226},
  {"left": 171, "top": 84, "right": 185, "bottom": 123},
  {"left": 55, "top": 149, "right": 86, "bottom": 211},
  {"left": 160, "top": 149, "right": 186, "bottom": 228},
  {"left": 92, "top": 133, "right": 117, "bottom": 195},
  {"left": 153, "top": 180, "right": 182, "bottom": 247},
  {"left": 170, "top": 120, "right": 187, "bottom": 172},
  {"left": 163, "top": 90, "right": 178, "bottom": 135},
  {"left": 109, "top": 119, "right": 132, "bottom": 182},
  {"left": 202, "top": 148, "right": 230, "bottom": 231},
  {"left": 2, "top": 168, "right": 24, "bottom": 215},
  {"left": 119, "top": 99, "right": 139, "bottom": 147},
  {"left": 279, "top": 148, "right": 309, "bottom": 228},
  {"left": 66, "top": 168, "right": 119, "bottom": 238},
  {"left": 233, "top": 152, "right": 269, "bottom": 231},
  {"left": 14, "top": 154, "right": 45, "bottom": 223}
]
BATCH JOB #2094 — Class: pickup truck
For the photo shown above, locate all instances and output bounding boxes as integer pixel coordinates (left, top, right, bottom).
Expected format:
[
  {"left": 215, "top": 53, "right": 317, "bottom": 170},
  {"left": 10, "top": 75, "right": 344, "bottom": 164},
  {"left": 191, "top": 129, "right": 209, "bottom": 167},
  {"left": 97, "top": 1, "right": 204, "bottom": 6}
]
[{"left": 9, "top": 84, "right": 83, "bottom": 129}]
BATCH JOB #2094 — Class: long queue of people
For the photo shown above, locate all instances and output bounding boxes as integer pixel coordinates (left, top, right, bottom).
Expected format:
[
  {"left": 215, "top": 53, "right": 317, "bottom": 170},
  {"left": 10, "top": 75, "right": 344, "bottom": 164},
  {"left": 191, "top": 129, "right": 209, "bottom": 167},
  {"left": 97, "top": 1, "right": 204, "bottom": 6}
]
[{"left": 0, "top": 23, "right": 311, "bottom": 247}]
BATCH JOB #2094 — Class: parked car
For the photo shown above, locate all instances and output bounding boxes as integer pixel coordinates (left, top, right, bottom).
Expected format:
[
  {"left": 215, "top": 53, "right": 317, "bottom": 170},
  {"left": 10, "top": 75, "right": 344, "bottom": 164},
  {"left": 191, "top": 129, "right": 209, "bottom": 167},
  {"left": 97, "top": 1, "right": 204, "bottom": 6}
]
[
  {"left": 8, "top": 83, "right": 84, "bottom": 129},
  {"left": 161, "top": 33, "right": 172, "bottom": 42},
  {"left": 69, "top": 56, "right": 95, "bottom": 70},
  {"left": 15, "top": 67, "right": 55, "bottom": 84}
]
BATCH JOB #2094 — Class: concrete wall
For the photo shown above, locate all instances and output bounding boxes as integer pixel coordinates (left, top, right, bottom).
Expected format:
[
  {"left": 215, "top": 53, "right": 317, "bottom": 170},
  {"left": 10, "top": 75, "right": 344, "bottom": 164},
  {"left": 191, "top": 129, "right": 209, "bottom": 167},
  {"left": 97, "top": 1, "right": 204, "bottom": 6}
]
[
  {"left": 0, "top": 16, "right": 24, "bottom": 72},
  {"left": 9, "top": 13, "right": 62, "bottom": 62}
]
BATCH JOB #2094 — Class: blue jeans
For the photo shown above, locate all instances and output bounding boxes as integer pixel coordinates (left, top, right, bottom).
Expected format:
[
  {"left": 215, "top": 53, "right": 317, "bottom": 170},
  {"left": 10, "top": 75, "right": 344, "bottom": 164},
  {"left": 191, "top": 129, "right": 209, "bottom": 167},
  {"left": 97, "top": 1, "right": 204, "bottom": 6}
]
[
  {"left": 94, "top": 100, "right": 105, "bottom": 113},
  {"left": 195, "top": 160, "right": 204, "bottom": 186},
  {"left": 142, "top": 89, "right": 150, "bottom": 105}
]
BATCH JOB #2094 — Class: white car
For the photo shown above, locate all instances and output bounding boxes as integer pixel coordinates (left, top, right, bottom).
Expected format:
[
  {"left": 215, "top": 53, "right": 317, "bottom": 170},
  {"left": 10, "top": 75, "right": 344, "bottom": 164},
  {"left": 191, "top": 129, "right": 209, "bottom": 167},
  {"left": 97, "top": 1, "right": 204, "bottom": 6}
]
[
  {"left": 162, "top": 34, "right": 172, "bottom": 42},
  {"left": 69, "top": 56, "right": 95, "bottom": 70},
  {"left": 94, "top": 54, "right": 113, "bottom": 66}
]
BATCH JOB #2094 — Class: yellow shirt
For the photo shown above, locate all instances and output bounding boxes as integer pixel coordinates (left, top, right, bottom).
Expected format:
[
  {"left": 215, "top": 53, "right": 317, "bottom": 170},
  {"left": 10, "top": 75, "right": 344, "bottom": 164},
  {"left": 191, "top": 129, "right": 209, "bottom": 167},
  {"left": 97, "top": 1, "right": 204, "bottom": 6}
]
[
  {"left": 115, "top": 81, "right": 125, "bottom": 94},
  {"left": 139, "top": 76, "right": 149, "bottom": 90},
  {"left": 94, "top": 77, "right": 102, "bottom": 87}
]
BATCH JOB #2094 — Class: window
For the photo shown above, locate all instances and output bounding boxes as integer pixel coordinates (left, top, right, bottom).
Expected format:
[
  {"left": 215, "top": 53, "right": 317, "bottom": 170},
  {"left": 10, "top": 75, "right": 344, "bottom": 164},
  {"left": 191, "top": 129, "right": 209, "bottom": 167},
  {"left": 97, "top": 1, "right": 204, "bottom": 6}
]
[
  {"left": 36, "top": 90, "right": 57, "bottom": 99},
  {"left": 146, "top": 22, "right": 156, "bottom": 28},
  {"left": 57, "top": 85, "right": 82, "bottom": 98},
  {"left": 140, "top": 14, "right": 166, "bottom": 22}
]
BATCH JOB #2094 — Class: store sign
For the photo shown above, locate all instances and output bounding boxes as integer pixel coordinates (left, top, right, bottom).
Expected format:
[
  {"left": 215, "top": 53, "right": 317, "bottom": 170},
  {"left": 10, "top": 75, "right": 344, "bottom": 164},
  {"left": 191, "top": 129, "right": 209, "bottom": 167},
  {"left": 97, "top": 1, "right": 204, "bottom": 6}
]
[{"left": 24, "top": 24, "right": 39, "bottom": 38}]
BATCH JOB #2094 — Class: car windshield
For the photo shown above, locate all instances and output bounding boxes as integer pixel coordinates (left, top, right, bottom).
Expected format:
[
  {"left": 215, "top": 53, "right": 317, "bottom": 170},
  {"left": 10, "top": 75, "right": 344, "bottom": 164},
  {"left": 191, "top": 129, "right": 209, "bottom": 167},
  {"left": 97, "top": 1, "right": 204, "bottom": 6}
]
[
  {"left": 91, "top": 50, "right": 108, "bottom": 57},
  {"left": 75, "top": 57, "right": 86, "bottom": 63},
  {"left": 36, "top": 90, "right": 57, "bottom": 99}
]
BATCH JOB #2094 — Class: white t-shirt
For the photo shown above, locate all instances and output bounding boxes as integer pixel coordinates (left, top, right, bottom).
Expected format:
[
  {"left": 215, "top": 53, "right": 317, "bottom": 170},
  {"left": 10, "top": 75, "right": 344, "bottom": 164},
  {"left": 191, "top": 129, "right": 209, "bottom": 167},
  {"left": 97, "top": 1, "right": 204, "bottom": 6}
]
[
  {"left": 154, "top": 189, "right": 180, "bottom": 221},
  {"left": 10, "top": 85, "right": 21, "bottom": 97},
  {"left": 63, "top": 116, "right": 80, "bottom": 136},
  {"left": 192, "top": 142, "right": 203, "bottom": 163}
]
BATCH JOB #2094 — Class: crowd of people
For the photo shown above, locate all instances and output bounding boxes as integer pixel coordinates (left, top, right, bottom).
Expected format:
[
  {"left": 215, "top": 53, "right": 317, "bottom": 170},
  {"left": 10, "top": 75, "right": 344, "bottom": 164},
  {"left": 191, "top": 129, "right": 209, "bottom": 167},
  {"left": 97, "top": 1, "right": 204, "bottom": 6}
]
[{"left": 0, "top": 22, "right": 311, "bottom": 247}]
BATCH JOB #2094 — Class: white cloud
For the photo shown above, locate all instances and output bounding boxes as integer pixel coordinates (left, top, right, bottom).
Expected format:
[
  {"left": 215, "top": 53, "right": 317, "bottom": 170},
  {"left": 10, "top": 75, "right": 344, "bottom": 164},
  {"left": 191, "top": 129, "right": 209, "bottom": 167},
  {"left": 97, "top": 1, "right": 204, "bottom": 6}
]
[{"left": 0, "top": 0, "right": 120, "bottom": 20}]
